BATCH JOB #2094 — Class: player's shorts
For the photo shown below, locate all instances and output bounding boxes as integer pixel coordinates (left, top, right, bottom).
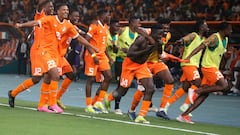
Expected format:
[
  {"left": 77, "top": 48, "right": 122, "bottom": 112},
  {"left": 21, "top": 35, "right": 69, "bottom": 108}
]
[
  {"left": 201, "top": 67, "right": 224, "bottom": 86},
  {"left": 120, "top": 57, "right": 152, "bottom": 88},
  {"left": 147, "top": 61, "right": 168, "bottom": 75},
  {"left": 30, "top": 47, "right": 47, "bottom": 76},
  {"left": 84, "top": 52, "right": 110, "bottom": 76},
  {"left": 31, "top": 48, "right": 59, "bottom": 76},
  {"left": 180, "top": 66, "right": 200, "bottom": 82},
  {"left": 58, "top": 56, "right": 73, "bottom": 75}
]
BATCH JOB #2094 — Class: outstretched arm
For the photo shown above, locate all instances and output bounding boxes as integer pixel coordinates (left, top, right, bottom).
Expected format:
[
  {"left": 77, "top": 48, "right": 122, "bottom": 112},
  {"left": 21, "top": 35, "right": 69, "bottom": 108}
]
[
  {"left": 185, "top": 43, "right": 205, "bottom": 60},
  {"left": 16, "top": 20, "right": 39, "bottom": 28}
]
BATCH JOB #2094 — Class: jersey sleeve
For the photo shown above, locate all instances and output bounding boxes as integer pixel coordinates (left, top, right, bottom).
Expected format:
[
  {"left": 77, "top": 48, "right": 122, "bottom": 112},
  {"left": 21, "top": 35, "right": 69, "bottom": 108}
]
[
  {"left": 67, "top": 23, "right": 79, "bottom": 39},
  {"left": 87, "top": 23, "right": 97, "bottom": 38},
  {"left": 38, "top": 16, "right": 52, "bottom": 28}
]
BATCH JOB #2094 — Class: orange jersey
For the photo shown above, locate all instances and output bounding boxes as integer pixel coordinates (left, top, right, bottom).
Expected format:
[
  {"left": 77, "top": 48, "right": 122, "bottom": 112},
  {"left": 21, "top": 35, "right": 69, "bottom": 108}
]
[
  {"left": 38, "top": 15, "right": 61, "bottom": 54},
  {"left": 58, "top": 21, "right": 79, "bottom": 56},
  {"left": 31, "top": 10, "right": 46, "bottom": 50},
  {"left": 87, "top": 20, "right": 108, "bottom": 54}
]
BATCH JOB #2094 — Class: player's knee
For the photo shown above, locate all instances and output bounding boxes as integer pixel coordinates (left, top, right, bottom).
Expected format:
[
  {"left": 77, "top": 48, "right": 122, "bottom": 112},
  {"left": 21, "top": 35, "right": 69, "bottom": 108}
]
[
  {"left": 65, "top": 72, "right": 75, "bottom": 80},
  {"left": 31, "top": 76, "right": 41, "bottom": 84},
  {"left": 112, "top": 90, "right": 121, "bottom": 100}
]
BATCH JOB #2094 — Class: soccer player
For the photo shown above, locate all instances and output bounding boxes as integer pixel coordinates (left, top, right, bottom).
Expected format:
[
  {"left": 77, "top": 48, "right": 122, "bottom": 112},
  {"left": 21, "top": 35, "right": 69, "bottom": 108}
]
[
  {"left": 56, "top": 10, "right": 85, "bottom": 109},
  {"left": 93, "top": 19, "right": 121, "bottom": 114},
  {"left": 8, "top": 0, "right": 54, "bottom": 113},
  {"left": 177, "top": 21, "right": 232, "bottom": 124},
  {"left": 105, "top": 26, "right": 163, "bottom": 124},
  {"left": 165, "top": 19, "right": 209, "bottom": 116},
  {"left": 113, "top": 16, "right": 141, "bottom": 114},
  {"left": 15, "top": 3, "right": 98, "bottom": 113},
  {"left": 127, "top": 18, "right": 177, "bottom": 120},
  {"left": 84, "top": 9, "right": 112, "bottom": 113}
]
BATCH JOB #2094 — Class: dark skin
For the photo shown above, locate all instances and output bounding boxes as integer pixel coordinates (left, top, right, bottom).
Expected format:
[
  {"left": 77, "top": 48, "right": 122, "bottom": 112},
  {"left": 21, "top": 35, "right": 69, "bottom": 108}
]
[
  {"left": 113, "top": 29, "right": 162, "bottom": 102},
  {"left": 85, "top": 11, "right": 112, "bottom": 98},
  {"left": 179, "top": 21, "right": 209, "bottom": 92},
  {"left": 182, "top": 24, "right": 232, "bottom": 116}
]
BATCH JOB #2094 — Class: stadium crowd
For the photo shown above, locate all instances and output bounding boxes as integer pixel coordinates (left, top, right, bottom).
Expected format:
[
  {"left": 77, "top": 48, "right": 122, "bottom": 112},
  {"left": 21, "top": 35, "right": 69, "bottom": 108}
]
[{"left": 0, "top": 0, "right": 240, "bottom": 25}]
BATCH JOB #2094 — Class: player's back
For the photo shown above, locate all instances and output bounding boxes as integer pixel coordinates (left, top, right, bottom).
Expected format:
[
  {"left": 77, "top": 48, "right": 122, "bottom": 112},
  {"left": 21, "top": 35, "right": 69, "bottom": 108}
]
[
  {"left": 31, "top": 10, "right": 46, "bottom": 50},
  {"left": 38, "top": 15, "right": 60, "bottom": 54}
]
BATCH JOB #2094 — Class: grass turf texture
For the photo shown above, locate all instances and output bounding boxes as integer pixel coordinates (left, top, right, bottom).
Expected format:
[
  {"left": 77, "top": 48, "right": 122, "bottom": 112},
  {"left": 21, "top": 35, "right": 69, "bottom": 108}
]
[{"left": 0, "top": 97, "right": 239, "bottom": 135}]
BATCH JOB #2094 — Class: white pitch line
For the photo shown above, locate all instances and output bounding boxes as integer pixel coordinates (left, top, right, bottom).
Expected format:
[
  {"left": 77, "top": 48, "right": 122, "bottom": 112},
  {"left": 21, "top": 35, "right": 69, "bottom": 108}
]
[{"left": 0, "top": 103, "right": 219, "bottom": 135}]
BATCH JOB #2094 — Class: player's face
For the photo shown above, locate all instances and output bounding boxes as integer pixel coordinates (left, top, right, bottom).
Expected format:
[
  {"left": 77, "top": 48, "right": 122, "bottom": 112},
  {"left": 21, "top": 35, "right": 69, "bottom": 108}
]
[
  {"left": 201, "top": 22, "right": 209, "bottom": 33},
  {"left": 111, "top": 22, "right": 120, "bottom": 34},
  {"left": 70, "top": 11, "right": 80, "bottom": 24},
  {"left": 162, "top": 24, "right": 170, "bottom": 33},
  {"left": 225, "top": 25, "right": 232, "bottom": 37},
  {"left": 102, "top": 12, "right": 111, "bottom": 24},
  {"left": 58, "top": 5, "right": 69, "bottom": 20},
  {"left": 45, "top": 2, "right": 54, "bottom": 15}
]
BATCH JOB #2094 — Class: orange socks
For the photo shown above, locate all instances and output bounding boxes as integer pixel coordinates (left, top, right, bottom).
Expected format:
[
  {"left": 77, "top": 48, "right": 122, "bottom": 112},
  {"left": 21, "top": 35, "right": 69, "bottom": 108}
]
[
  {"left": 48, "top": 80, "right": 58, "bottom": 106},
  {"left": 168, "top": 87, "right": 185, "bottom": 104},
  {"left": 139, "top": 100, "right": 151, "bottom": 116},
  {"left": 92, "top": 95, "right": 98, "bottom": 105},
  {"left": 160, "top": 84, "right": 173, "bottom": 109},
  {"left": 86, "top": 97, "right": 92, "bottom": 106},
  {"left": 57, "top": 77, "right": 72, "bottom": 100},
  {"left": 97, "top": 90, "right": 106, "bottom": 102},
  {"left": 11, "top": 78, "right": 34, "bottom": 97},
  {"left": 38, "top": 82, "right": 50, "bottom": 108},
  {"left": 107, "top": 92, "right": 115, "bottom": 101},
  {"left": 130, "top": 90, "right": 143, "bottom": 111}
]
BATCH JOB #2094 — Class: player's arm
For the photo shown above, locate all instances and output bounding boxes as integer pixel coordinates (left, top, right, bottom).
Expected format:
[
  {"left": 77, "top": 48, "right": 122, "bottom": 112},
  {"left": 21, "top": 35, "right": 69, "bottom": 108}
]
[
  {"left": 185, "top": 34, "right": 217, "bottom": 60},
  {"left": 76, "top": 35, "right": 98, "bottom": 53},
  {"left": 16, "top": 20, "right": 40, "bottom": 28},
  {"left": 135, "top": 27, "right": 155, "bottom": 45}
]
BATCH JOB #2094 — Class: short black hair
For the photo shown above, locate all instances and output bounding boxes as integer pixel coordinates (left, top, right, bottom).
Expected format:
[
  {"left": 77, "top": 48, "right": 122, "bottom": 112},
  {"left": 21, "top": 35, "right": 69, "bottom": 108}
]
[
  {"left": 157, "top": 17, "right": 171, "bottom": 25},
  {"left": 110, "top": 19, "right": 119, "bottom": 25},
  {"left": 218, "top": 21, "right": 231, "bottom": 31},
  {"left": 37, "top": 0, "right": 52, "bottom": 10},
  {"left": 55, "top": 3, "right": 68, "bottom": 11},
  {"left": 97, "top": 9, "right": 108, "bottom": 16},
  {"left": 195, "top": 18, "right": 206, "bottom": 32},
  {"left": 129, "top": 16, "right": 140, "bottom": 24}
]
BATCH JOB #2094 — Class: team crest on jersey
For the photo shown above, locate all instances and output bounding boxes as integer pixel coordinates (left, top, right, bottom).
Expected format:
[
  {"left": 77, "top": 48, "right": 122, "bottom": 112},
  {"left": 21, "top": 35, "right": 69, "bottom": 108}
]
[{"left": 62, "top": 26, "right": 66, "bottom": 32}]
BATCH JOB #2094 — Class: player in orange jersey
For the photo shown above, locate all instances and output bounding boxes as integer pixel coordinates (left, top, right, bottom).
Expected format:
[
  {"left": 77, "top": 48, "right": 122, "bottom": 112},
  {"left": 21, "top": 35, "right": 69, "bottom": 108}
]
[
  {"left": 84, "top": 9, "right": 112, "bottom": 113},
  {"left": 56, "top": 10, "right": 86, "bottom": 109},
  {"left": 8, "top": 0, "right": 55, "bottom": 113},
  {"left": 15, "top": 3, "right": 98, "bottom": 113}
]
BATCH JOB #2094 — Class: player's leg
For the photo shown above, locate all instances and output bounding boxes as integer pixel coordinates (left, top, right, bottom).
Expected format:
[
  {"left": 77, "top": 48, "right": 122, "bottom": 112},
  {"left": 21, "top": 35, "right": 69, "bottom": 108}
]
[
  {"left": 8, "top": 76, "right": 42, "bottom": 108},
  {"left": 135, "top": 78, "right": 154, "bottom": 124}
]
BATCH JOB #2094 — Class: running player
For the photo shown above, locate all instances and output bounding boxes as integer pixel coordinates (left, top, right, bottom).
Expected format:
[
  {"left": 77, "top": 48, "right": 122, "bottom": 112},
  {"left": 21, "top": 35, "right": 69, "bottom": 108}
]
[
  {"left": 105, "top": 26, "right": 163, "bottom": 124},
  {"left": 165, "top": 19, "right": 209, "bottom": 116},
  {"left": 177, "top": 21, "right": 232, "bottom": 124}
]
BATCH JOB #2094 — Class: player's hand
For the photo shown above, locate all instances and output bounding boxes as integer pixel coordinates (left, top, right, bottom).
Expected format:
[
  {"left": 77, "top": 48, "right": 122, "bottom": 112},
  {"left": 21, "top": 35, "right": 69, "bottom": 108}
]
[
  {"left": 93, "top": 57, "right": 99, "bottom": 65},
  {"left": 179, "top": 59, "right": 190, "bottom": 63},
  {"left": 15, "top": 23, "right": 22, "bottom": 28}
]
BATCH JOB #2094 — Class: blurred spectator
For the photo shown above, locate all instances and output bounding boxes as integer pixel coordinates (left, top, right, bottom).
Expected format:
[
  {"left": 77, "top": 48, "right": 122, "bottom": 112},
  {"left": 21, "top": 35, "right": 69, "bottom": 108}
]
[{"left": 15, "top": 36, "right": 29, "bottom": 75}]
